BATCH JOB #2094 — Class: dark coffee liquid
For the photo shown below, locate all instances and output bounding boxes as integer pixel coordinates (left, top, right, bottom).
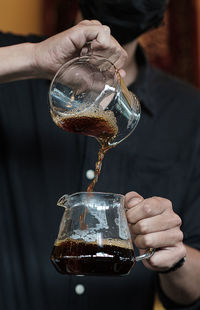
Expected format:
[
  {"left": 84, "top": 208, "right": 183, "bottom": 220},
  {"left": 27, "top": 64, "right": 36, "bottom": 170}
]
[
  {"left": 51, "top": 109, "right": 118, "bottom": 191},
  {"left": 51, "top": 109, "right": 118, "bottom": 140},
  {"left": 51, "top": 238, "right": 135, "bottom": 276}
]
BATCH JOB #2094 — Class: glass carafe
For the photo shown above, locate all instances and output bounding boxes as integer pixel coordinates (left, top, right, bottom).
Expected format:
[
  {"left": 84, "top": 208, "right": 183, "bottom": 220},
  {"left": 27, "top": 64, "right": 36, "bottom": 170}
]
[{"left": 51, "top": 192, "right": 155, "bottom": 276}]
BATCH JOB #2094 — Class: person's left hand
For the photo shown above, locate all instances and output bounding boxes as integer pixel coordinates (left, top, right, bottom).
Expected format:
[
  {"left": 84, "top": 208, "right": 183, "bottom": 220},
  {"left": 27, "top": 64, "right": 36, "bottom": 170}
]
[{"left": 125, "top": 191, "right": 186, "bottom": 272}]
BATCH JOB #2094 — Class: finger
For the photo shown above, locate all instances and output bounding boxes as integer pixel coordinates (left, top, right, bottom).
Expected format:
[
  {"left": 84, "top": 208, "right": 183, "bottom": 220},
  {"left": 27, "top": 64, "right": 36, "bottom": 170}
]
[
  {"left": 80, "top": 46, "right": 89, "bottom": 56},
  {"left": 125, "top": 191, "right": 144, "bottom": 208},
  {"left": 126, "top": 197, "right": 172, "bottom": 224},
  {"left": 91, "top": 20, "right": 102, "bottom": 25},
  {"left": 134, "top": 227, "right": 184, "bottom": 249},
  {"left": 91, "top": 25, "right": 111, "bottom": 48},
  {"left": 91, "top": 31, "right": 127, "bottom": 69},
  {"left": 71, "top": 21, "right": 127, "bottom": 69},
  {"left": 145, "top": 243, "right": 186, "bottom": 270},
  {"left": 79, "top": 19, "right": 102, "bottom": 26},
  {"left": 133, "top": 211, "right": 182, "bottom": 235},
  {"left": 68, "top": 23, "right": 109, "bottom": 51},
  {"left": 102, "top": 35, "right": 127, "bottom": 69}
]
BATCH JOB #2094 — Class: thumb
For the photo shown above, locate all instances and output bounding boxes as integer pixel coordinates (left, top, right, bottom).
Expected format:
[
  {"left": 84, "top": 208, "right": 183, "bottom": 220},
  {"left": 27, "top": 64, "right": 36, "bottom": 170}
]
[{"left": 125, "top": 191, "right": 144, "bottom": 209}]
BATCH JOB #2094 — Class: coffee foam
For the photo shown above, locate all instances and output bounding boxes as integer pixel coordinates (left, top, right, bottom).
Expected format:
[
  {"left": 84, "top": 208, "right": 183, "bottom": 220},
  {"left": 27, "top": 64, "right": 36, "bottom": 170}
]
[
  {"left": 54, "top": 237, "right": 133, "bottom": 250},
  {"left": 51, "top": 107, "right": 118, "bottom": 138}
]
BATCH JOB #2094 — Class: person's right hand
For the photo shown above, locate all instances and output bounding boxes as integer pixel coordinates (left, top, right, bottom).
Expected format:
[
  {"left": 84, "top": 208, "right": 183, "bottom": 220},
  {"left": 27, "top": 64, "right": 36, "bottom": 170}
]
[{"left": 33, "top": 20, "right": 127, "bottom": 79}]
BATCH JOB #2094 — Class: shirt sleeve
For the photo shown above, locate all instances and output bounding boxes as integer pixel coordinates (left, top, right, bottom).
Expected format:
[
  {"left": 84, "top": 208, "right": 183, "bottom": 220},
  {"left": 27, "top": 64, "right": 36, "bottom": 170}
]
[
  {"left": 180, "top": 135, "right": 200, "bottom": 251},
  {"left": 0, "top": 31, "right": 45, "bottom": 47},
  {"left": 156, "top": 133, "right": 200, "bottom": 309}
]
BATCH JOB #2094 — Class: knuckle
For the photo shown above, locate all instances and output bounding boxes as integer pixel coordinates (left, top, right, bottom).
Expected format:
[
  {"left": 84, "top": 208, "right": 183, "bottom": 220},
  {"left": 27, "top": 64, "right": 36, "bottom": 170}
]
[
  {"left": 91, "top": 19, "right": 102, "bottom": 25},
  {"left": 142, "top": 202, "right": 152, "bottom": 216},
  {"left": 103, "top": 25, "right": 111, "bottom": 33},
  {"left": 166, "top": 199, "right": 172, "bottom": 209},
  {"left": 151, "top": 196, "right": 162, "bottom": 202},
  {"left": 174, "top": 229, "right": 184, "bottom": 242},
  {"left": 142, "top": 234, "right": 152, "bottom": 248},
  {"left": 176, "top": 242, "right": 186, "bottom": 256},
  {"left": 153, "top": 196, "right": 172, "bottom": 210},
  {"left": 79, "top": 19, "right": 90, "bottom": 25},
  {"left": 125, "top": 192, "right": 143, "bottom": 205},
  {"left": 166, "top": 210, "right": 182, "bottom": 226},
  {"left": 125, "top": 191, "right": 140, "bottom": 199},
  {"left": 163, "top": 198, "right": 172, "bottom": 209},
  {"left": 178, "top": 230, "right": 184, "bottom": 242},
  {"left": 174, "top": 213, "right": 182, "bottom": 226},
  {"left": 137, "top": 220, "right": 148, "bottom": 234}
]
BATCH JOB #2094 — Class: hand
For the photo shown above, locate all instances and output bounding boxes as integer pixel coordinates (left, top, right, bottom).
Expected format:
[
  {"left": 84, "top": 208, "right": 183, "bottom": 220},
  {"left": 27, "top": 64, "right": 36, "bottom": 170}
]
[
  {"left": 33, "top": 20, "right": 127, "bottom": 79},
  {"left": 125, "top": 191, "right": 186, "bottom": 272}
]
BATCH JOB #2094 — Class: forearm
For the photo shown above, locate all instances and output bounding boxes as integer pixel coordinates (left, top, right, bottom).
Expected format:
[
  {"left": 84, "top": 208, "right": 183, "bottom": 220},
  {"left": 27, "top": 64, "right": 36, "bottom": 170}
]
[
  {"left": 159, "top": 245, "right": 200, "bottom": 305},
  {"left": 0, "top": 43, "right": 41, "bottom": 83}
]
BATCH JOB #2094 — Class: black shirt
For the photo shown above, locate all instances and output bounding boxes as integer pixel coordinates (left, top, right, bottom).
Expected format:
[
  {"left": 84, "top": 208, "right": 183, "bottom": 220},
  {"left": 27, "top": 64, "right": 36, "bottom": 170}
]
[{"left": 0, "top": 32, "right": 200, "bottom": 310}]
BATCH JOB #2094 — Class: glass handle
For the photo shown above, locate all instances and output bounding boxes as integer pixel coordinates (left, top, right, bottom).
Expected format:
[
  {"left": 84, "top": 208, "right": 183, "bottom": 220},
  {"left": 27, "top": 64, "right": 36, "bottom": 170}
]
[{"left": 135, "top": 248, "right": 155, "bottom": 262}]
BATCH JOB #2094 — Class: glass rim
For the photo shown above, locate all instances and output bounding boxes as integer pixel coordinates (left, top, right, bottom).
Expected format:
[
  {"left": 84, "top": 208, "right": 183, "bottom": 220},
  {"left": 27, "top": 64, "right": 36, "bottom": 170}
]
[
  {"left": 57, "top": 191, "right": 125, "bottom": 208},
  {"left": 65, "top": 191, "right": 124, "bottom": 199},
  {"left": 48, "top": 54, "right": 120, "bottom": 109}
]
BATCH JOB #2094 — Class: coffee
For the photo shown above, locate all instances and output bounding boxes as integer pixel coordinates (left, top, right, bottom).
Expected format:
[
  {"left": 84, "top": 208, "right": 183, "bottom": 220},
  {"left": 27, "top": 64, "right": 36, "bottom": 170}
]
[
  {"left": 87, "top": 143, "right": 110, "bottom": 192},
  {"left": 51, "top": 238, "right": 135, "bottom": 276},
  {"left": 50, "top": 108, "right": 118, "bottom": 142},
  {"left": 51, "top": 108, "right": 118, "bottom": 191}
]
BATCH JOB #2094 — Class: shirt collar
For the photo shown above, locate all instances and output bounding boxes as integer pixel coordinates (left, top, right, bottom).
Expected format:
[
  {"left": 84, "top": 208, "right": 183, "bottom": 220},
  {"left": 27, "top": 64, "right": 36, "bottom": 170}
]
[{"left": 128, "top": 44, "right": 157, "bottom": 116}]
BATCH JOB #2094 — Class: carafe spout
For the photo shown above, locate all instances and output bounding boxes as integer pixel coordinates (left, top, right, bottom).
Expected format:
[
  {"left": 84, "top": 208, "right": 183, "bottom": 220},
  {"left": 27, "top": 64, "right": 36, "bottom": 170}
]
[{"left": 57, "top": 195, "right": 69, "bottom": 207}]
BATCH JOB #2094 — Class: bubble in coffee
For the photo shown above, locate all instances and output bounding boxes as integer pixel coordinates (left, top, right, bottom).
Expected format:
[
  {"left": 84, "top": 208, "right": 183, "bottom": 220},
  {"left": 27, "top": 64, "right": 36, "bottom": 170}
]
[{"left": 51, "top": 238, "right": 135, "bottom": 276}]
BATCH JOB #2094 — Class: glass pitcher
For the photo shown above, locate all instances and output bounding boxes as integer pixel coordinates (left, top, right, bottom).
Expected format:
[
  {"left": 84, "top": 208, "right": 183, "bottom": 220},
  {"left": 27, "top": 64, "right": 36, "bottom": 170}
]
[
  {"left": 51, "top": 192, "right": 154, "bottom": 276},
  {"left": 49, "top": 54, "right": 141, "bottom": 146}
]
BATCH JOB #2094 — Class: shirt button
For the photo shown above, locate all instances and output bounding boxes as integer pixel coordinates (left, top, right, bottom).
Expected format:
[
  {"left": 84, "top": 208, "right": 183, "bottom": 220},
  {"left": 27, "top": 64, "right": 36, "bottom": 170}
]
[
  {"left": 86, "top": 169, "right": 95, "bottom": 180},
  {"left": 75, "top": 284, "right": 85, "bottom": 295}
]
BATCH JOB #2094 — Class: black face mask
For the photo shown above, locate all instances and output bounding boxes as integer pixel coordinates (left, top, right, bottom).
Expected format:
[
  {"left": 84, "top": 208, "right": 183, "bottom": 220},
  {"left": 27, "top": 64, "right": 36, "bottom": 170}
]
[{"left": 78, "top": 0, "right": 168, "bottom": 45}]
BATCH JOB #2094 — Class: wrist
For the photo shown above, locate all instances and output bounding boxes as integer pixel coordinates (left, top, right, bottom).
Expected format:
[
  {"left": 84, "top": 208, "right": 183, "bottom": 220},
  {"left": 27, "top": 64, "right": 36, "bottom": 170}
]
[
  {"left": 32, "top": 40, "right": 58, "bottom": 80},
  {"left": 158, "top": 256, "right": 186, "bottom": 274},
  {"left": 28, "top": 42, "right": 51, "bottom": 79},
  {"left": 20, "top": 42, "right": 40, "bottom": 79}
]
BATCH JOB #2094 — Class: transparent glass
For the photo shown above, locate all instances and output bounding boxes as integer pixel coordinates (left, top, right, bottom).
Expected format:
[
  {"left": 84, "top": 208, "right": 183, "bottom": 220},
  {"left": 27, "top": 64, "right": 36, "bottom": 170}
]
[
  {"left": 49, "top": 55, "right": 141, "bottom": 146},
  {"left": 51, "top": 192, "right": 154, "bottom": 276}
]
